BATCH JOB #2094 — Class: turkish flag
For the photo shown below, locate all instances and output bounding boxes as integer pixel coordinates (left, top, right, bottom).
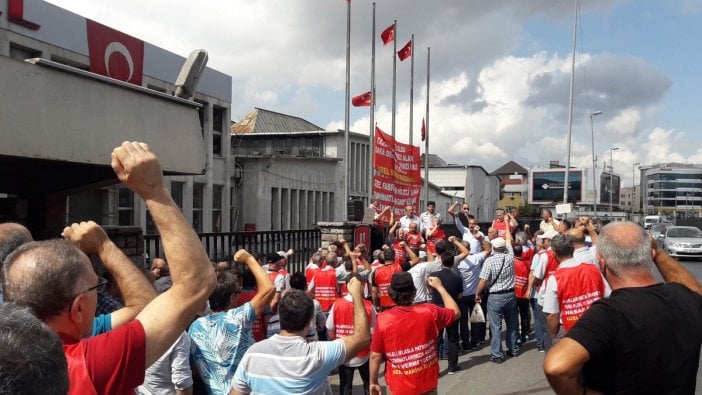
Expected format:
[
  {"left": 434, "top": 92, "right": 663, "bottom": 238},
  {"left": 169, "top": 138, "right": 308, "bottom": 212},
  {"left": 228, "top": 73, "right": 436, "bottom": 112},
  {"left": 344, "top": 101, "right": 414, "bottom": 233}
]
[
  {"left": 86, "top": 19, "right": 144, "bottom": 85},
  {"left": 352, "top": 91, "right": 373, "bottom": 107},
  {"left": 397, "top": 40, "right": 412, "bottom": 61},
  {"left": 381, "top": 24, "right": 395, "bottom": 45},
  {"left": 421, "top": 118, "right": 426, "bottom": 141}
]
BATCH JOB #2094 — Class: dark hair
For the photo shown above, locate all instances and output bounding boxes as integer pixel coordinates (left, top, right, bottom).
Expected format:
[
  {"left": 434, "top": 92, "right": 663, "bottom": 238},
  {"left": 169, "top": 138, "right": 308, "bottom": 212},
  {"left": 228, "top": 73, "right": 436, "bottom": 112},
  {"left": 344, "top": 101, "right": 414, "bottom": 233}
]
[
  {"left": 513, "top": 244, "right": 523, "bottom": 258},
  {"left": 551, "top": 234, "right": 574, "bottom": 258},
  {"left": 560, "top": 219, "right": 573, "bottom": 231},
  {"left": 289, "top": 271, "right": 307, "bottom": 291},
  {"left": 388, "top": 287, "right": 415, "bottom": 306},
  {"left": 440, "top": 251, "right": 455, "bottom": 268},
  {"left": 382, "top": 249, "right": 395, "bottom": 262},
  {"left": 434, "top": 240, "right": 448, "bottom": 255},
  {"left": 3, "top": 240, "right": 89, "bottom": 321},
  {"left": 240, "top": 264, "right": 256, "bottom": 288},
  {"left": 279, "top": 289, "right": 313, "bottom": 332},
  {"left": 208, "top": 271, "right": 241, "bottom": 311},
  {"left": 427, "top": 201, "right": 435, "bottom": 207},
  {"left": 0, "top": 302, "right": 69, "bottom": 395}
]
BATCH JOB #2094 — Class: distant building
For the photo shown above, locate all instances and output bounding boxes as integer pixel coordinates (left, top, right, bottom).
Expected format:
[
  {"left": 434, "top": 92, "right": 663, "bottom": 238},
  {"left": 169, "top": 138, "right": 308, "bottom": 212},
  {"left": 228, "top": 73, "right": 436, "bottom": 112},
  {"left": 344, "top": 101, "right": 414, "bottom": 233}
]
[
  {"left": 420, "top": 155, "right": 500, "bottom": 223},
  {"left": 640, "top": 163, "right": 701, "bottom": 218},
  {"left": 491, "top": 161, "right": 529, "bottom": 211},
  {"left": 620, "top": 185, "right": 641, "bottom": 213}
]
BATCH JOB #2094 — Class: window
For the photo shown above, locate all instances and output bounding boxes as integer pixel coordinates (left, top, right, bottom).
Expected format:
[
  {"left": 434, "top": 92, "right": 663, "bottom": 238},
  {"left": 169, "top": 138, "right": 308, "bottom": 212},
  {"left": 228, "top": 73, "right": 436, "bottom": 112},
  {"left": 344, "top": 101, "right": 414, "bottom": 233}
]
[
  {"left": 212, "top": 184, "right": 223, "bottom": 232},
  {"left": 171, "top": 181, "right": 184, "bottom": 209},
  {"left": 212, "top": 106, "right": 225, "bottom": 157},
  {"left": 10, "top": 43, "right": 41, "bottom": 61},
  {"left": 193, "top": 183, "right": 205, "bottom": 233},
  {"left": 145, "top": 210, "right": 157, "bottom": 234},
  {"left": 118, "top": 185, "right": 134, "bottom": 226}
]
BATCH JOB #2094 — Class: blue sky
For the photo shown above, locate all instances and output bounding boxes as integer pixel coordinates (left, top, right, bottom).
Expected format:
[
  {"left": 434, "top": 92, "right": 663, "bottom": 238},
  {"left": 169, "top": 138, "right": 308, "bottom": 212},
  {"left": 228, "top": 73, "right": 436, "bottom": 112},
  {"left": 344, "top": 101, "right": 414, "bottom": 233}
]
[{"left": 46, "top": 0, "right": 702, "bottom": 188}]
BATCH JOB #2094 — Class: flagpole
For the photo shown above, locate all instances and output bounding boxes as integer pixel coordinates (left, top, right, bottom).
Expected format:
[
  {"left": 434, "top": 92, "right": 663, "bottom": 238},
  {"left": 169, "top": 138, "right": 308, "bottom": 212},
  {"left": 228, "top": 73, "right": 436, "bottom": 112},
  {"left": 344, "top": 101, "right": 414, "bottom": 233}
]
[
  {"left": 344, "top": 0, "right": 351, "bottom": 219},
  {"left": 409, "top": 34, "right": 414, "bottom": 145},
  {"left": 391, "top": 19, "right": 397, "bottom": 139},
  {"left": 424, "top": 46, "right": 430, "bottom": 204},
  {"left": 369, "top": 3, "right": 376, "bottom": 201},
  {"left": 564, "top": 0, "right": 578, "bottom": 205}
]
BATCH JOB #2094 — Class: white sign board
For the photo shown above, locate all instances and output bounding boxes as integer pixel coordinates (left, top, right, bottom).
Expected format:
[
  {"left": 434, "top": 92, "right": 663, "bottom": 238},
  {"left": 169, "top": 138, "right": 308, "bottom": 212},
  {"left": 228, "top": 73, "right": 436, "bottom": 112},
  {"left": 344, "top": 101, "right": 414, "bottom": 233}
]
[{"left": 556, "top": 203, "right": 572, "bottom": 215}]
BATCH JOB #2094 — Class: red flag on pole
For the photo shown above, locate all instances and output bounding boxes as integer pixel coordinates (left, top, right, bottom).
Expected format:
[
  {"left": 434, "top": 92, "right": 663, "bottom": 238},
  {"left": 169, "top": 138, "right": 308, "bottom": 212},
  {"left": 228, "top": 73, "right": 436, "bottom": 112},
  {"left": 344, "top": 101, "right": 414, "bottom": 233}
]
[
  {"left": 397, "top": 39, "right": 412, "bottom": 61},
  {"left": 421, "top": 118, "right": 426, "bottom": 141},
  {"left": 352, "top": 91, "right": 373, "bottom": 107},
  {"left": 381, "top": 24, "right": 395, "bottom": 45}
]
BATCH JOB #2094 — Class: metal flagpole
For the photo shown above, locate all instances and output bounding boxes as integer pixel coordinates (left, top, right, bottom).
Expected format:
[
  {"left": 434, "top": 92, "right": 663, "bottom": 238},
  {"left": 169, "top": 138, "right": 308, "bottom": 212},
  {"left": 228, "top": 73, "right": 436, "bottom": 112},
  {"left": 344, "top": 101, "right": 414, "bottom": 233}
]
[
  {"left": 563, "top": 0, "right": 578, "bottom": 205},
  {"left": 409, "top": 34, "right": 414, "bottom": 145},
  {"left": 391, "top": 20, "right": 397, "bottom": 139},
  {"left": 369, "top": 3, "right": 376, "bottom": 201},
  {"left": 424, "top": 47, "right": 430, "bottom": 203},
  {"left": 344, "top": 0, "right": 351, "bottom": 219}
]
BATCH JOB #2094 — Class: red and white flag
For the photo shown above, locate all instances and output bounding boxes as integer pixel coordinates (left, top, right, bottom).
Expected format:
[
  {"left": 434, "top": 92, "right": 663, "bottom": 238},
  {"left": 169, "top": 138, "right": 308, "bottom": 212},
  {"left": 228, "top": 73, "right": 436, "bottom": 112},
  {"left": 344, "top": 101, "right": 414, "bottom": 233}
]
[
  {"left": 381, "top": 24, "right": 395, "bottom": 45},
  {"left": 352, "top": 91, "right": 373, "bottom": 107},
  {"left": 421, "top": 118, "right": 426, "bottom": 141},
  {"left": 397, "top": 39, "right": 412, "bottom": 61}
]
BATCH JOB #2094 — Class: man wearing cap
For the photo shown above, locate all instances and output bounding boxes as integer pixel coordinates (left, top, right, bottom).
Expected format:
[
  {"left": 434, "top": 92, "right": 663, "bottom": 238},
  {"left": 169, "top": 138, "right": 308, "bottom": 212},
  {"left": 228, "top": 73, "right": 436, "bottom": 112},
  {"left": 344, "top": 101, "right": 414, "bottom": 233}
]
[
  {"left": 265, "top": 253, "right": 287, "bottom": 313},
  {"left": 369, "top": 272, "right": 460, "bottom": 395},
  {"left": 527, "top": 229, "right": 559, "bottom": 351},
  {"left": 475, "top": 236, "right": 519, "bottom": 363}
]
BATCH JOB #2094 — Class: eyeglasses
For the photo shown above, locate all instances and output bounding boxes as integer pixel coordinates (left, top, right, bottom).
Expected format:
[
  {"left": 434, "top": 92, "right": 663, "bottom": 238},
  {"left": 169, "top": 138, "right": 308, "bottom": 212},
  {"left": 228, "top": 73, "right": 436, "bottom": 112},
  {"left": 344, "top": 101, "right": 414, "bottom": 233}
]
[
  {"left": 462, "top": 207, "right": 470, "bottom": 211},
  {"left": 79, "top": 277, "right": 108, "bottom": 295}
]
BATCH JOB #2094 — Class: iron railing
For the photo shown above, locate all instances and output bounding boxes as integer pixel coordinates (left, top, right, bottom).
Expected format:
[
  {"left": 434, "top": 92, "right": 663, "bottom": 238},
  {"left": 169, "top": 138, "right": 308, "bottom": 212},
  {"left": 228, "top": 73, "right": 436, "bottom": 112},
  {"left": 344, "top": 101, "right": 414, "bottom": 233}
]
[{"left": 144, "top": 229, "right": 321, "bottom": 274}]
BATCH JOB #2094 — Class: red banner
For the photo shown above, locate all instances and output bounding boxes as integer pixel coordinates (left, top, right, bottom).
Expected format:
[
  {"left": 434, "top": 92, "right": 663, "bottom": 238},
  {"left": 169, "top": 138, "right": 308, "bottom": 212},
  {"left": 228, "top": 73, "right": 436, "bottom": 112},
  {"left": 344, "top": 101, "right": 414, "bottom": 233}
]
[
  {"left": 86, "top": 19, "right": 144, "bottom": 85},
  {"left": 372, "top": 127, "right": 422, "bottom": 215}
]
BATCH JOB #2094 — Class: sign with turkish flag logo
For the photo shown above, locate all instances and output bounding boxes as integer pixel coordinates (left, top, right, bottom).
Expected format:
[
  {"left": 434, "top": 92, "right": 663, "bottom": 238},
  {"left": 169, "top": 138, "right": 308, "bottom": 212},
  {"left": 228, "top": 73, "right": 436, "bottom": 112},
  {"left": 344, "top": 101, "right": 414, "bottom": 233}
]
[{"left": 86, "top": 19, "right": 144, "bottom": 85}]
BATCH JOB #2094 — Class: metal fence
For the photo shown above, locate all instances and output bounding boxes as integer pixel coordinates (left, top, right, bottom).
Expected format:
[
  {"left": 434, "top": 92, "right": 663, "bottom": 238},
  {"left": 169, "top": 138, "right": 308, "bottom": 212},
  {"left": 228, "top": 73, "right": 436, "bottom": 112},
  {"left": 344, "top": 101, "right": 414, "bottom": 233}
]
[{"left": 144, "top": 229, "right": 321, "bottom": 274}]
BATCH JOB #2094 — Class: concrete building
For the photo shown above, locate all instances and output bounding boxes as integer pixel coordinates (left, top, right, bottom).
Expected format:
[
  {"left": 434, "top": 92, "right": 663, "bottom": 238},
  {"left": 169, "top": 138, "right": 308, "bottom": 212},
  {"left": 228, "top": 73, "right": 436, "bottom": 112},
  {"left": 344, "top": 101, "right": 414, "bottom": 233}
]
[
  {"left": 1, "top": 0, "right": 231, "bottom": 239},
  {"left": 640, "top": 163, "right": 702, "bottom": 218},
  {"left": 420, "top": 154, "right": 500, "bottom": 223},
  {"left": 620, "top": 185, "right": 641, "bottom": 214},
  {"left": 491, "top": 161, "right": 529, "bottom": 211}
]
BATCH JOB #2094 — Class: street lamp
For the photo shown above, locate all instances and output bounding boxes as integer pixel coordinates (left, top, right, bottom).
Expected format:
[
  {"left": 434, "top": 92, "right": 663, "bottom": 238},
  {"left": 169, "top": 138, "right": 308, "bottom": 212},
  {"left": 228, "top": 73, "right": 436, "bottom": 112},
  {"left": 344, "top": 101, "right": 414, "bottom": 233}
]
[
  {"left": 609, "top": 147, "right": 619, "bottom": 217},
  {"left": 590, "top": 111, "right": 602, "bottom": 218},
  {"left": 632, "top": 162, "right": 639, "bottom": 215}
]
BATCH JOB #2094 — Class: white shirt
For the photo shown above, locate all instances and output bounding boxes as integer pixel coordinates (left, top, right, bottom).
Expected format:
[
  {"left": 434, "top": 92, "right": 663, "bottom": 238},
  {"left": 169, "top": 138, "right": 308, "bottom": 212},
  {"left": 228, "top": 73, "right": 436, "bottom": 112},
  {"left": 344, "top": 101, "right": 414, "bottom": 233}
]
[
  {"left": 456, "top": 251, "right": 488, "bottom": 296},
  {"left": 418, "top": 211, "right": 441, "bottom": 232},
  {"left": 542, "top": 257, "right": 582, "bottom": 314},
  {"left": 408, "top": 260, "right": 443, "bottom": 303},
  {"left": 453, "top": 216, "right": 482, "bottom": 254},
  {"left": 399, "top": 215, "right": 421, "bottom": 232}
]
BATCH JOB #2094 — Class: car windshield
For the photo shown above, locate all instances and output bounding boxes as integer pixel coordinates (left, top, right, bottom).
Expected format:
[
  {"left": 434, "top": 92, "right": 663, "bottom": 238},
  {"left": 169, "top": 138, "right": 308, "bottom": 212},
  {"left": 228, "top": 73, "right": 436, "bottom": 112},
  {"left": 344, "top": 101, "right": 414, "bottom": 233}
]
[
  {"left": 651, "top": 224, "right": 670, "bottom": 233},
  {"left": 667, "top": 228, "right": 702, "bottom": 238}
]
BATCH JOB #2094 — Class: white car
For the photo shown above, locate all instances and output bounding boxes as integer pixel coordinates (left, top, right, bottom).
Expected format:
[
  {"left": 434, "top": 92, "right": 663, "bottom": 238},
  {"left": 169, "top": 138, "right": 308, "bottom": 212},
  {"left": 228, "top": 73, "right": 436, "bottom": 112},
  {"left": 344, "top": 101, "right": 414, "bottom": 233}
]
[{"left": 660, "top": 226, "right": 702, "bottom": 259}]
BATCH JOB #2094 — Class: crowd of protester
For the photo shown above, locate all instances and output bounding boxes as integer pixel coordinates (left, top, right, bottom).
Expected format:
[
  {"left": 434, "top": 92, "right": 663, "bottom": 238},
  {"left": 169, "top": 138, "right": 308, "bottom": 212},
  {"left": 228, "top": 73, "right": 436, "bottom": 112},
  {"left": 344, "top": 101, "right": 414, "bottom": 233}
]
[{"left": 0, "top": 141, "right": 701, "bottom": 394}]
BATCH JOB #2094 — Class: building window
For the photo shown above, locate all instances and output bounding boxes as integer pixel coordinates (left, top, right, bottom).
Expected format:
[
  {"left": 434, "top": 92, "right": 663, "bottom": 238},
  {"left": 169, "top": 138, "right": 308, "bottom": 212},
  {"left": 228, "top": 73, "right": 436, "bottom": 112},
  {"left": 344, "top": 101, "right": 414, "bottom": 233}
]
[
  {"left": 118, "top": 185, "right": 134, "bottom": 226},
  {"left": 193, "top": 183, "right": 205, "bottom": 233},
  {"left": 10, "top": 43, "right": 41, "bottom": 61},
  {"left": 171, "top": 181, "right": 184, "bottom": 209},
  {"left": 212, "top": 184, "right": 222, "bottom": 232},
  {"left": 212, "top": 106, "right": 225, "bottom": 157},
  {"left": 145, "top": 210, "right": 157, "bottom": 234}
]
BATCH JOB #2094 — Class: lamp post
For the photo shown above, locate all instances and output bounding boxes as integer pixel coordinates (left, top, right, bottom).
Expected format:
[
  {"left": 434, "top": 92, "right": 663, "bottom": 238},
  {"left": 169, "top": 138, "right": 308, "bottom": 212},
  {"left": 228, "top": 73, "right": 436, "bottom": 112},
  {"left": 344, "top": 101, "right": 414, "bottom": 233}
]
[
  {"left": 590, "top": 111, "right": 602, "bottom": 218},
  {"left": 609, "top": 147, "right": 619, "bottom": 217},
  {"left": 632, "top": 162, "right": 639, "bottom": 215}
]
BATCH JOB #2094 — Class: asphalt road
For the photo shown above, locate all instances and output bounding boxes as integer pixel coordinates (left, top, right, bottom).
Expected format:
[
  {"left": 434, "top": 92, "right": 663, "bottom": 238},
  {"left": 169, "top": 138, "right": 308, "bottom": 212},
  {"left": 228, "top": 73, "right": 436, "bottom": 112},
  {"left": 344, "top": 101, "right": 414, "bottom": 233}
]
[{"left": 329, "top": 259, "right": 702, "bottom": 394}]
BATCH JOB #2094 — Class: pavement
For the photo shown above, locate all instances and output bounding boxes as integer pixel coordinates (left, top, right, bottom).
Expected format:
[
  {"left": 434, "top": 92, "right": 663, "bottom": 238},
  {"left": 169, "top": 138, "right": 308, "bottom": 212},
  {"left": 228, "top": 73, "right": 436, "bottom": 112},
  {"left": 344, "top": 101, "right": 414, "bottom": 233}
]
[{"left": 328, "top": 335, "right": 554, "bottom": 395}]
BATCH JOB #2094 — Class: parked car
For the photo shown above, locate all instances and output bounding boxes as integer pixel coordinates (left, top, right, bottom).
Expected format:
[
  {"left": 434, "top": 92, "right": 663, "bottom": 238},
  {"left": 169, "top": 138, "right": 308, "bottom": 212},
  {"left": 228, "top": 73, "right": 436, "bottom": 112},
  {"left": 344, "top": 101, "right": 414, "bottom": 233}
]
[
  {"left": 643, "top": 215, "right": 666, "bottom": 230},
  {"left": 659, "top": 226, "right": 702, "bottom": 259},
  {"left": 651, "top": 222, "right": 673, "bottom": 246}
]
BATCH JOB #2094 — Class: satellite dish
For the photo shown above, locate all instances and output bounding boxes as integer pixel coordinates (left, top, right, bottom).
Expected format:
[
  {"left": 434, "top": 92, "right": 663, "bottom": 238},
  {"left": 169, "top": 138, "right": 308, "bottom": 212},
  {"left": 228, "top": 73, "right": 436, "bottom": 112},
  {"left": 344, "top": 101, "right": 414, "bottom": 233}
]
[{"left": 174, "top": 49, "right": 208, "bottom": 99}]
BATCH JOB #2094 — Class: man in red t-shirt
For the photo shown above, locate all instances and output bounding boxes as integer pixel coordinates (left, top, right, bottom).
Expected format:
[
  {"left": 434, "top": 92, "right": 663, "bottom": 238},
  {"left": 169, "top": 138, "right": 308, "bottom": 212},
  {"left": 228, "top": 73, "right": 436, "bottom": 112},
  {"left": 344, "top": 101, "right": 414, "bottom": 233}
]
[
  {"left": 370, "top": 249, "right": 401, "bottom": 311},
  {"left": 369, "top": 272, "right": 460, "bottom": 395},
  {"left": 2, "top": 142, "right": 217, "bottom": 394},
  {"left": 491, "top": 209, "right": 518, "bottom": 238},
  {"left": 513, "top": 243, "right": 532, "bottom": 343}
]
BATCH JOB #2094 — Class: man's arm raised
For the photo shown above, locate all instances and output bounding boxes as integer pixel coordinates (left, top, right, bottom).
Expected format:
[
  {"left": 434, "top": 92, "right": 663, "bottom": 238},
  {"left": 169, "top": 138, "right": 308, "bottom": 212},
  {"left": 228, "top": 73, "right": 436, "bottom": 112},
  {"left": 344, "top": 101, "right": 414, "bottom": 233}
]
[
  {"left": 61, "top": 221, "right": 156, "bottom": 329},
  {"left": 233, "top": 249, "right": 275, "bottom": 316},
  {"left": 111, "top": 141, "right": 216, "bottom": 367}
]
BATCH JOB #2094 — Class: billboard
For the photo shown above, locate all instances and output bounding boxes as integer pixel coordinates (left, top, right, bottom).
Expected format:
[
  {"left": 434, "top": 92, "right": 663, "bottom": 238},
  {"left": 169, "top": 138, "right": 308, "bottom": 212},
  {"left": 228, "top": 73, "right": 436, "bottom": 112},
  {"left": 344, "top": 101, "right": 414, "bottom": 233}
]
[
  {"left": 529, "top": 169, "right": 584, "bottom": 204},
  {"left": 600, "top": 172, "right": 621, "bottom": 205}
]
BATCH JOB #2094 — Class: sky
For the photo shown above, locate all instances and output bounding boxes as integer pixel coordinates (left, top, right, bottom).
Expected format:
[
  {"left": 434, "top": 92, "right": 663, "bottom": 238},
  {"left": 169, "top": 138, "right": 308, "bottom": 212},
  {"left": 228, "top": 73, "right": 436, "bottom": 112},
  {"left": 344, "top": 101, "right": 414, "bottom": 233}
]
[{"left": 46, "top": 0, "right": 702, "bottom": 189}]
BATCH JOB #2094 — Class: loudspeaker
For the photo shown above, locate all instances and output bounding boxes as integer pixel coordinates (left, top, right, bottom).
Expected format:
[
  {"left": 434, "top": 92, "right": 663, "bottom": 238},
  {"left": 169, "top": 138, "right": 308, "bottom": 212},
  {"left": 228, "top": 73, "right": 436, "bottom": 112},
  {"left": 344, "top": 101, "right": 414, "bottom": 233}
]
[{"left": 347, "top": 200, "right": 364, "bottom": 221}]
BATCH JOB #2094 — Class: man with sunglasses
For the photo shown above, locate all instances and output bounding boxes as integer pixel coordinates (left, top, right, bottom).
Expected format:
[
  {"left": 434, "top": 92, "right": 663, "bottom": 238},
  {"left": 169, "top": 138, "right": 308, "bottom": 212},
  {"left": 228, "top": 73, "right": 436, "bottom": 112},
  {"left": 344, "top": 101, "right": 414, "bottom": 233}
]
[{"left": 2, "top": 141, "right": 217, "bottom": 394}]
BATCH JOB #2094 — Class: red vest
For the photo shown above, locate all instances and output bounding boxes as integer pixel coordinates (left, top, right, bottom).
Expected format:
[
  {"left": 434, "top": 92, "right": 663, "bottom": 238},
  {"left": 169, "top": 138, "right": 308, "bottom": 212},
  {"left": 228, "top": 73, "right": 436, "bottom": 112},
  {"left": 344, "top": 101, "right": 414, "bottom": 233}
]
[
  {"left": 374, "top": 263, "right": 401, "bottom": 307},
  {"left": 392, "top": 241, "right": 406, "bottom": 265},
  {"left": 540, "top": 250, "right": 559, "bottom": 291},
  {"left": 314, "top": 267, "right": 339, "bottom": 312},
  {"left": 331, "top": 297, "right": 373, "bottom": 358},
  {"left": 268, "top": 270, "right": 280, "bottom": 285},
  {"left": 555, "top": 263, "right": 606, "bottom": 331},
  {"left": 305, "top": 265, "right": 320, "bottom": 284},
  {"left": 237, "top": 289, "right": 267, "bottom": 342},
  {"left": 406, "top": 232, "right": 424, "bottom": 250},
  {"left": 513, "top": 256, "right": 530, "bottom": 299},
  {"left": 491, "top": 219, "right": 511, "bottom": 238},
  {"left": 64, "top": 342, "right": 98, "bottom": 395}
]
